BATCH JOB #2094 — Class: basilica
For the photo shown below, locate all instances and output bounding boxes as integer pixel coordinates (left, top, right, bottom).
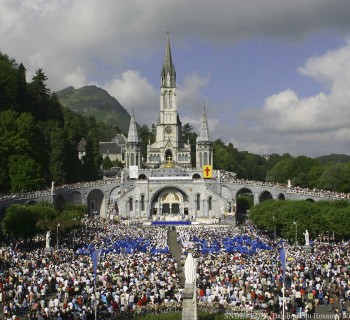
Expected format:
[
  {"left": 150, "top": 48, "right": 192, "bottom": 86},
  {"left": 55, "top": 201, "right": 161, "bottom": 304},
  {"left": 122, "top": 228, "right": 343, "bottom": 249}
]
[{"left": 112, "top": 34, "right": 230, "bottom": 221}]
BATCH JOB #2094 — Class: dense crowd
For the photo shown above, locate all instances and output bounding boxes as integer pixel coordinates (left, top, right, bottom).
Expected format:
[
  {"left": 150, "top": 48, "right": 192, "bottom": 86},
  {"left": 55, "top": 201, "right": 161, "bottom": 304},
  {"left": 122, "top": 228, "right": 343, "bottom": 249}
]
[
  {"left": 0, "top": 221, "right": 181, "bottom": 320},
  {"left": 1, "top": 219, "right": 350, "bottom": 320},
  {"left": 176, "top": 225, "right": 350, "bottom": 318}
]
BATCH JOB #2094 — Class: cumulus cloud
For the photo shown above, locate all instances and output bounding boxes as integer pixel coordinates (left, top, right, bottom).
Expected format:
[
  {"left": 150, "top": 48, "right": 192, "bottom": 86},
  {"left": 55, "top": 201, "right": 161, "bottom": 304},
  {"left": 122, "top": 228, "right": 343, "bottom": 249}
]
[
  {"left": 234, "top": 42, "right": 350, "bottom": 156},
  {"left": 102, "top": 70, "right": 158, "bottom": 124},
  {"left": 1, "top": 0, "right": 350, "bottom": 156},
  {"left": 2, "top": 0, "right": 350, "bottom": 91}
]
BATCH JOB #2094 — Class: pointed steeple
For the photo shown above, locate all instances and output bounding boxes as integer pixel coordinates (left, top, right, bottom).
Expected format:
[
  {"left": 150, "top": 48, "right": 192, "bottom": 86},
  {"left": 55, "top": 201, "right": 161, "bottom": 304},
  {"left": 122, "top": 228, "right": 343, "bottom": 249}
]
[
  {"left": 161, "top": 32, "right": 176, "bottom": 88},
  {"left": 199, "top": 107, "right": 210, "bottom": 142},
  {"left": 127, "top": 108, "right": 139, "bottom": 143}
]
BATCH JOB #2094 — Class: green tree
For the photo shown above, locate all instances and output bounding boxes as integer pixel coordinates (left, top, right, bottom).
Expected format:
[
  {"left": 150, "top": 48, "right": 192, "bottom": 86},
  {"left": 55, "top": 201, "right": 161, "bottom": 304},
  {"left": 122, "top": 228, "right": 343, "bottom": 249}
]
[
  {"left": 2, "top": 204, "right": 41, "bottom": 241},
  {"left": 50, "top": 128, "right": 67, "bottom": 185},
  {"left": 9, "top": 155, "right": 44, "bottom": 191},
  {"left": 0, "top": 52, "right": 18, "bottom": 111},
  {"left": 16, "top": 63, "right": 30, "bottom": 113},
  {"left": 81, "top": 129, "right": 102, "bottom": 181},
  {"left": 317, "top": 163, "right": 350, "bottom": 193},
  {"left": 29, "top": 68, "right": 51, "bottom": 121},
  {"left": 101, "top": 156, "right": 113, "bottom": 170},
  {"left": 138, "top": 124, "right": 152, "bottom": 160}
]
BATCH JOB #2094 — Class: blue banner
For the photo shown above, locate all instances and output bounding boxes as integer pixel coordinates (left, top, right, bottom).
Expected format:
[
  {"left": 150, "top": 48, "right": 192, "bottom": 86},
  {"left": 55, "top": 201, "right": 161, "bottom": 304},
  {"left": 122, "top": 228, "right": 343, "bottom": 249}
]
[
  {"left": 278, "top": 246, "right": 288, "bottom": 282},
  {"left": 91, "top": 249, "right": 102, "bottom": 281}
]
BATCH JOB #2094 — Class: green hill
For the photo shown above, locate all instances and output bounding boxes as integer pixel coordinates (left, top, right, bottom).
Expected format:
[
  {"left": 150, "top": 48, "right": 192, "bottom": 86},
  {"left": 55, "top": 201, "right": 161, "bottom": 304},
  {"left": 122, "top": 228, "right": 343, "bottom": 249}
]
[
  {"left": 56, "top": 85, "right": 131, "bottom": 133},
  {"left": 316, "top": 153, "right": 350, "bottom": 164}
]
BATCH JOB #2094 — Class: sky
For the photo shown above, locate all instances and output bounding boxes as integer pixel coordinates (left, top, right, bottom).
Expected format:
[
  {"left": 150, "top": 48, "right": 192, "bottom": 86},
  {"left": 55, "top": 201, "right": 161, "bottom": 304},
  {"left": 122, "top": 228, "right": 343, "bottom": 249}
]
[{"left": 1, "top": 0, "right": 350, "bottom": 157}]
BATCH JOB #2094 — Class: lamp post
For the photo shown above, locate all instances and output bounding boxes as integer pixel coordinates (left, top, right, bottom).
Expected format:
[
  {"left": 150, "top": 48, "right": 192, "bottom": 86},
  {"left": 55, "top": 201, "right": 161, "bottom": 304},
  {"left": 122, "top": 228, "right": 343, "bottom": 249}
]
[
  {"left": 293, "top": 221, "right": 297, "bottom": 247},
  {"left": 84, "top": 214, "right": 88, "bottom": 233},
  {"left": 56, "top": 223, "right": 60, "bottom": 250}
]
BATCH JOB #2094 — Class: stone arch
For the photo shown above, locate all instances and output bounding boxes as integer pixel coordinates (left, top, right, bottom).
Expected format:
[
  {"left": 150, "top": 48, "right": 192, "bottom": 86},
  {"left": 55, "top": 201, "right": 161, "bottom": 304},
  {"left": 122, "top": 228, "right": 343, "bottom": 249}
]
[
  {"left": 259, "top": 190, "right": 273, "bottom": 203},
  {"left": 165, "top": 149, "right": 173, "bottom": 162},
  {"left": 277, "top": 193, "right": 286, "bottom": 200},
  {"left": 87, "top": 189, "right": 105, "bottom": 218},
  {"left": 235, "top": 187, "right": 254, "bottom": 225},
  {"left": 306, "top": 198, "right": 315, "bottom": 203},
  {"left": 109, "top": 187, "right": 121, "bottom": 202},
  {"left": 69, "top": 191, "right": 82, "bottom": 204},
  {"left": 138, "top": 174, "right": 147, "bottom": 180},
  {"left": 55, "top": 194, "right": 66, "bottom": 211},
  {"left": 192, "top": 173, "right": 201, "bottom": 180},
  {"left": 25, "top": 200, "right": 37, "bottom": 205},
  {"left": 149, "top": 186, "right": 189, "bottom": 216}
]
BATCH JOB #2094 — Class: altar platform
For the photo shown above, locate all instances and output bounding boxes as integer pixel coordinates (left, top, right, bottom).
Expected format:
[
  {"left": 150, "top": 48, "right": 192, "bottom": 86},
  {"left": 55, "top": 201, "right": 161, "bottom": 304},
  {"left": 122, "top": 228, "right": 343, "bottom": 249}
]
[{"left": 151, "top": 220, "right": 192, "bottom": 226}]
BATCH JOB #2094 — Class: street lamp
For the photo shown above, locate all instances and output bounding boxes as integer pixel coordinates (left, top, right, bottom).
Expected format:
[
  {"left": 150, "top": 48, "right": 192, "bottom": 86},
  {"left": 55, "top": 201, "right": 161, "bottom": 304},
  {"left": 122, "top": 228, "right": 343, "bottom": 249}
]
[
  {"left": 56, "top": 223, "right": 60, "bottom": 250},
  {"left": 293, "top": 221, "right": 297, "bottom": 246}
]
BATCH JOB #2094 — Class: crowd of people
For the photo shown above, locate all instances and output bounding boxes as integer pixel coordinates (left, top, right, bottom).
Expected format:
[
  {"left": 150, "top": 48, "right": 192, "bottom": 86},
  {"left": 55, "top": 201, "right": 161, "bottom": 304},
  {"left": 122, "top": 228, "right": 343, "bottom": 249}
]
[
  {"left": 0, "top": 218, "right": 350, "bottom": 319},
  {"left": 0, "top": 220, "right": 182, "bottom": 320},
  {"left": 177, "top": 225, "right": 350, "bottom": 318}
]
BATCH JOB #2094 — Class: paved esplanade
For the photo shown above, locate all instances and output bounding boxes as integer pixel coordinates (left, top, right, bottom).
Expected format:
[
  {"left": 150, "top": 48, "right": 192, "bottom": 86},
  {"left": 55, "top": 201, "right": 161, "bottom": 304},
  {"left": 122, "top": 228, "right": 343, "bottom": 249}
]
[{"left": 168, "top": 228, "right": 185, "bottom": 287}]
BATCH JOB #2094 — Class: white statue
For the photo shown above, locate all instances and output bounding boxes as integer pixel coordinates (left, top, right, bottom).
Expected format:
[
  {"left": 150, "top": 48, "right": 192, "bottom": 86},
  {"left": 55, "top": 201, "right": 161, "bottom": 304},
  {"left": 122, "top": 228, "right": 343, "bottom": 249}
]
[
  {"left": 304, "top": 229, "right": 310, "bottom": 246},
  {"left": 287, "top": 179, "right": 292, "bottom": 189},
  {"left": 184, "top": 252, "right": 196, "bottom": 284},
  {"left": 45, "top": 231, "right": 51, "bottom": 248}
]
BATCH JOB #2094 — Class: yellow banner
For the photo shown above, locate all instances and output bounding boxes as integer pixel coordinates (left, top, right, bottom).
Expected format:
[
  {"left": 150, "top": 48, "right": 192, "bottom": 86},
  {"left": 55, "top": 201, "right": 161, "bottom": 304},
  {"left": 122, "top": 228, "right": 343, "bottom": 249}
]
[{"left": 203, "top": 165, "right": 212, "bottom": 178}]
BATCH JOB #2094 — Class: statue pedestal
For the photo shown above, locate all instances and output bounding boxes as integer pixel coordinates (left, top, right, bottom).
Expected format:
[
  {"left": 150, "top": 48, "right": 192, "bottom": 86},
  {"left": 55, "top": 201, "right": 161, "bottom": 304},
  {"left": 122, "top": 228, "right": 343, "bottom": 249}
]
[
  {"left": 304, "top": 245, "right": 312, "bottom": 254},
  {"left": 182, "top": 283, "right": 197, "bottom": 320},
  {"left": 44, "top": 247, "right": 51, "bottom": 254}
]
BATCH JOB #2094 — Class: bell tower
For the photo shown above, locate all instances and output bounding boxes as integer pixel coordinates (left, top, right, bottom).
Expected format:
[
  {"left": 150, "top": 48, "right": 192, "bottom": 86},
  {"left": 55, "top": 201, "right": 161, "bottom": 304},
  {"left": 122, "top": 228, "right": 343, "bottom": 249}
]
[{"left": 146, "top": 32, "right": 191, "bottom": 168}]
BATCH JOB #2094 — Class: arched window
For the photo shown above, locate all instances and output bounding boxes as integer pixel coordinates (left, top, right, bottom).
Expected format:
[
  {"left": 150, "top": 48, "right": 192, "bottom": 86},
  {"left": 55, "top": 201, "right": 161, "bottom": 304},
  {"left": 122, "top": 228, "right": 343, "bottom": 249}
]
[
  {"left": 169, "top": 92, "right": 172, "bottom": 109},
  {"left": 204, "top": 152, "right": 208, "bottom": 165},
  {"left": 208, "top": 197, "right": 212, "bottom": 211},
  {"left": 196, "top": 194, "right": 201, "bottom": 211},
  {"left": 163, "top": 92, "right": 168, "bottom": 109},
  {"left": 129, "top": 198, "right": 133, "bottom": 211}
]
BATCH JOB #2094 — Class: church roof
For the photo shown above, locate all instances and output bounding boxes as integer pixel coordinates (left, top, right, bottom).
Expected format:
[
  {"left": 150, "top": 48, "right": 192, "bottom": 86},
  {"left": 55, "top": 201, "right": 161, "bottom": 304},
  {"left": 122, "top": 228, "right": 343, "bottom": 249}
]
[
  {"left": 160, "top": 32, "right": 176, "bottom": 88},
  {"left": 99, "top": 142, "right": 122, "bottom": 154},
  {"left": 198, "top": 108, "right": 211, "bottom": 142},
  {"left": 127, "top": 109, "right": 139, "bottom": 143},
  {"left": 112, "top": 133, "right": 127, "bottom": 145}
]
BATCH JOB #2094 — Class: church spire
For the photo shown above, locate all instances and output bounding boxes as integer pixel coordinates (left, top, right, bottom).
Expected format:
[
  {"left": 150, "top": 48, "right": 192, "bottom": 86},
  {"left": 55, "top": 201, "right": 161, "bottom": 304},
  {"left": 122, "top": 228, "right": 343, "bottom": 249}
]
[
  {"left": 161, "top": 32, "right": 176, "bottom": 88},
  {"left": 127, "top": 108, "right": 139, "bottom": 143},
  {"left": 199, "top": 107, "right": 210, "bottom": 142}
]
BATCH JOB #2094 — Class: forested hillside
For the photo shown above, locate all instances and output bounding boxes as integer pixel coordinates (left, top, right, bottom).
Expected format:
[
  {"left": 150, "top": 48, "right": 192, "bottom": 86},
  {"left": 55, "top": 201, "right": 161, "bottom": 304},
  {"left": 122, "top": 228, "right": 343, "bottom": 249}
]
[
  {"left": 56, "top": 86, "right": 131, "bottom": 133},
  {"left": 0, "top": 52, "right": 109, "bottom": 192}
]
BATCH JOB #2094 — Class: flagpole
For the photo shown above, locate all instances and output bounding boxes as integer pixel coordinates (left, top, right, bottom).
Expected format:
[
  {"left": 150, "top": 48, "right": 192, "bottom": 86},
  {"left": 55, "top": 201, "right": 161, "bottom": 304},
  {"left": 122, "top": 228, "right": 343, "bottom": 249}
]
[
  {"left": 94, "top": 251, "right": 97, "bottom": 320},
  {"left": 278, "top": 241, "right": 288, "bottom": 320},
  {"left": 194, "top": 275, "right": 197, "bottom": 319},
  {"left": 282, "top": 279, "right": 285, "bottom": 320}
]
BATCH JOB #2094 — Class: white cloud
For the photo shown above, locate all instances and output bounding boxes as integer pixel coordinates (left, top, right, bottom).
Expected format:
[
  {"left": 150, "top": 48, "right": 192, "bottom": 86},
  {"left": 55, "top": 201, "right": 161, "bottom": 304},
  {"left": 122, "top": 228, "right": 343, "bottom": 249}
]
[
  {"left": 102, "top": 70, "right": 158, "bottom": 125},
  {"left": 232, "top": 42, "right": 350, "bottom": 156},
  {"left": 1, "top": 0, "right": 350, "bottom": 156}
]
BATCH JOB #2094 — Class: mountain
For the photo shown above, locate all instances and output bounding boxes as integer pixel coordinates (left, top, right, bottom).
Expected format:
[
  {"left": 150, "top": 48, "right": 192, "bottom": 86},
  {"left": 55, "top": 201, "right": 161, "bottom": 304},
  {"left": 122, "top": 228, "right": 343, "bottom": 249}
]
[
  {"left": 56, "top": 85, "right": 131, "bottom": 133},
  {"left": 316, "top": 154, "right": 350, "bottom": 164}
]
